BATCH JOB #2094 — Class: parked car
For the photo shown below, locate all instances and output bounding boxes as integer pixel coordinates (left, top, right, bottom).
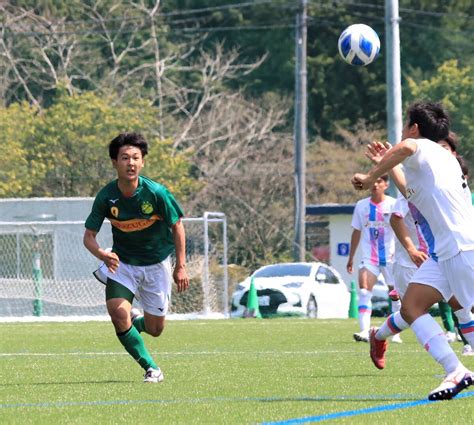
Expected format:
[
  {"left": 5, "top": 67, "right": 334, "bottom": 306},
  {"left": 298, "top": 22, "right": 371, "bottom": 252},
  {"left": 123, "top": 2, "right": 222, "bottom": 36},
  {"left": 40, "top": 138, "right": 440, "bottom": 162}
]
[
  {"left": 231, "top": 262, "right": 350, "bottom": 318},
  {"left": 371, "top": 278, "right": 390, "bottom": 317}
]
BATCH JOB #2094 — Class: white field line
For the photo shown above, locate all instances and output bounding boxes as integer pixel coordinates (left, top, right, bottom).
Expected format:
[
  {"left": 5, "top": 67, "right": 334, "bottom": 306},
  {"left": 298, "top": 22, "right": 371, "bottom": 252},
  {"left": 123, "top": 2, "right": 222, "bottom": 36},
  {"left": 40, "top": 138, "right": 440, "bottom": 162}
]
[
  {"left": 0, "top": 349, "right": 424, "bottom": 357},
  {"left": 0, "top": 317, "right": 346, "bottom": 325}
]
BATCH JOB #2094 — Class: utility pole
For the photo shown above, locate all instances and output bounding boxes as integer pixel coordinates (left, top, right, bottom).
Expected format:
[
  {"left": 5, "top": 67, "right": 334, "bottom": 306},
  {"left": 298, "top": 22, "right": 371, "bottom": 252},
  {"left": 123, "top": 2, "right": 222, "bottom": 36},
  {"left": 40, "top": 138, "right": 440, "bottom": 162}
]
[
  {"left": 294, "top": 0, "right": 307, "bottom": 262},
  {"left": 385, "top": 0, "right": 402, "bottom": 196}
]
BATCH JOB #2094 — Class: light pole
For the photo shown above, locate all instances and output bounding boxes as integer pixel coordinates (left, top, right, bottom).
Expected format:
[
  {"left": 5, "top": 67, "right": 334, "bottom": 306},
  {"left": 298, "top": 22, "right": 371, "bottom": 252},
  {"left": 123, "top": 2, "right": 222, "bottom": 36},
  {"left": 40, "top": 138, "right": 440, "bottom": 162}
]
[{"left": 294, "top": 0, "right": 307, "bottom": 261}]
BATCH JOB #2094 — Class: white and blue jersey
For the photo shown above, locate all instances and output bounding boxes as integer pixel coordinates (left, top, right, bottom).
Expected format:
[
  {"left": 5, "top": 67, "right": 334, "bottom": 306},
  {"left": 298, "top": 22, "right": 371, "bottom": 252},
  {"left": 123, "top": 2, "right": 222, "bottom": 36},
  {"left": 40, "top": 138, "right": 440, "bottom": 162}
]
[
  {"left": 392, "top": 196, "right": 429, "bottom": 267},
  {"left": 351, "top": 196, "right": 396, "bottom": 266},
  {"left": 403, "top": 139, "right": 474, "bottom": 261}
]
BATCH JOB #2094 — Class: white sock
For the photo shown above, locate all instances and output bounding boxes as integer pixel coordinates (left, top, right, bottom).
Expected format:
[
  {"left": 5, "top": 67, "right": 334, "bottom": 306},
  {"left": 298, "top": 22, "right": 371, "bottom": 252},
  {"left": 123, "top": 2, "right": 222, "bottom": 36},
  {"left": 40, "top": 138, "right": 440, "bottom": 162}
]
[
  {"left": 391, "top": 299, "right": 401, "bottom": 314},
  {"left": 376, "top": 312, "right": 409, "bottom": 340},
  {"left": 358, "top": 288, "right": 372, "bottom": 333},
  {"left": 411, "top": 314, "right": 460, "bottom": 375},
  {"left": 454, "top": 308, "right": 474, "bottom": 347}
]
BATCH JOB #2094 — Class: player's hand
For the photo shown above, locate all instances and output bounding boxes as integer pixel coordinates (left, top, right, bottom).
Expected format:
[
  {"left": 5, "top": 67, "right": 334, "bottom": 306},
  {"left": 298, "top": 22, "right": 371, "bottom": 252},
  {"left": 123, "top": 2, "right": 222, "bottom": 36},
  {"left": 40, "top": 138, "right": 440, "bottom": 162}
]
[
  {"left": 351, "top": 173, "right": 373, "bottom": 190},
  {"left": 173, "top": 265, "right": 189, "bottom": 293},
  {"left": 103, "top": 251, "right": 120, "bottom": 273},
  {"left": 346, "top": 259, "right": 353, "bottom": 274},
  {"left": 365, "top": 141, "right": 392, "bottom": 164},
  {"left": 407, "top": 249, "right": 428, "bottom": 268}
]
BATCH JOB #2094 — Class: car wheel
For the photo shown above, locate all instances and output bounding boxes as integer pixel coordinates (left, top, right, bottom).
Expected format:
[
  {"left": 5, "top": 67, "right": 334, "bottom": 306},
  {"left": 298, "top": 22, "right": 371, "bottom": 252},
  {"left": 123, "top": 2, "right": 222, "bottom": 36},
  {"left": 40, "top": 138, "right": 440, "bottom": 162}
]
[{"left": 306, "top": 295, "right": 318, "bottom": 318}]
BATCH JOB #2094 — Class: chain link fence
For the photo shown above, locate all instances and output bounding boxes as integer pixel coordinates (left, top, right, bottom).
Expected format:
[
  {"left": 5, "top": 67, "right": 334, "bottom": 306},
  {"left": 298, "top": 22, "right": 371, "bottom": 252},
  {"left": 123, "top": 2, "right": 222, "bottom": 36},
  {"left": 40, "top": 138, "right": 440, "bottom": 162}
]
[{"left": 0, "top": 213, "right": 227, "bottom": 320}]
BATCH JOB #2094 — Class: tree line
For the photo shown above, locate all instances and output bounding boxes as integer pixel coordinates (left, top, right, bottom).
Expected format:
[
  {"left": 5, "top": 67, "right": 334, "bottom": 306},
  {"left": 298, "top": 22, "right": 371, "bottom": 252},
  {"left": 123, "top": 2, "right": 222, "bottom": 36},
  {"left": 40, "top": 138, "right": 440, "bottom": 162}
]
[{"left": 1, "top": 0, "right": 473, "bottom": 270}]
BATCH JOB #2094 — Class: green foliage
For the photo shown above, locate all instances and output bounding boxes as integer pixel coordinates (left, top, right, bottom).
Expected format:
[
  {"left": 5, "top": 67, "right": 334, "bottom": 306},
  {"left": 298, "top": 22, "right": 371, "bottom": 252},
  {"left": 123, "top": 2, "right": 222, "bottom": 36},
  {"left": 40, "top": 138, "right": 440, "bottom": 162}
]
[
  {"left": 1, "top": 91, "right": 196, "bottom": 198},
  {"left": 4, "top": 0, "right": 473, "bottom": 143},
  {"left": 3, "top": 0, "right": 474, "bottom": 269},
  {"left": 406, "top": 59, "right": 474, "bottom": 168},
  {"left": 0, "top": 103, "right": 37, "bottom": 196}
]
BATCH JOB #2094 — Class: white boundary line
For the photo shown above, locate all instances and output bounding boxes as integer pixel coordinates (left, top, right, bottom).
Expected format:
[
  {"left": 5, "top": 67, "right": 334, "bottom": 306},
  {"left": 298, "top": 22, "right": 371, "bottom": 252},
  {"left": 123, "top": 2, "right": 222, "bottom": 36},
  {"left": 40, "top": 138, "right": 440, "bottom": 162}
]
[{"left": 0, "top": 349, "right": 426, "bottom": 357}]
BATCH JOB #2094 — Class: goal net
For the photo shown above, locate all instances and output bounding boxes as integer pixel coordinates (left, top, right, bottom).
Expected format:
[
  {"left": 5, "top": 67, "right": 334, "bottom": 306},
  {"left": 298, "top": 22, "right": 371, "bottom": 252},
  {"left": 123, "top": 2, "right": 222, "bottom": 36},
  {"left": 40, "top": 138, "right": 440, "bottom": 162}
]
[{"left": 0, "top": 213, "right": 228, "bottom": 321}]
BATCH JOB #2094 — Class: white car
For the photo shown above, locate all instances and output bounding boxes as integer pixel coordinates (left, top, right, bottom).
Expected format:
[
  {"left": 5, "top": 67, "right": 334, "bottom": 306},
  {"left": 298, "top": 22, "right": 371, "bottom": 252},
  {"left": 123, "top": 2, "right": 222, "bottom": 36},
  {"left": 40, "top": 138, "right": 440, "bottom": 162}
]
[
  {"left": 372, "top": 278, "right": 390, "bottom": 317},
  {"left": 231, "top": 262, "right": 350, "bottom": 319}
]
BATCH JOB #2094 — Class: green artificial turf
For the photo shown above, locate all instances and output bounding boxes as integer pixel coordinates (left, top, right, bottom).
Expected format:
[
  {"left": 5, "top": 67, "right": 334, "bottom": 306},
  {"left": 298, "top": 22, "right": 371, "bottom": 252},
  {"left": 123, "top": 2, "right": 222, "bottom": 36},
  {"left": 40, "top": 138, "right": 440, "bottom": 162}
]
[{"left": 0, "top": 318, "right": 472, "bottom": 424}]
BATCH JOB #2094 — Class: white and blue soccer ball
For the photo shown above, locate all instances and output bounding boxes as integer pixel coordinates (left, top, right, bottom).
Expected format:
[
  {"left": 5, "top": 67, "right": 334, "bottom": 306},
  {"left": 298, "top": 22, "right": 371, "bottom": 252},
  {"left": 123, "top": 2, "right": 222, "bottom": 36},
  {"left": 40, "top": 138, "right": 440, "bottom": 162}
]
[{"left": 338, "top": 24, "right": 380, "bottom": 66}]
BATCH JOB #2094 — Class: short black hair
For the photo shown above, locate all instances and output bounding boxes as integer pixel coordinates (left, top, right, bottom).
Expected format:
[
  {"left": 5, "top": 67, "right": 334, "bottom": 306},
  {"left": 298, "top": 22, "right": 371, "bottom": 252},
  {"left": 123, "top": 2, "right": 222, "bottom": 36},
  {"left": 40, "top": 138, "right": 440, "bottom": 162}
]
[
  {"left": 109, "top": 132, "right": 148, "bottom": 160},
  {"left": 380, "top": 174, "right": 389, "bottom": 182},
  {"left": 407, "top": 101, "right": 450, "bottom": 142}
]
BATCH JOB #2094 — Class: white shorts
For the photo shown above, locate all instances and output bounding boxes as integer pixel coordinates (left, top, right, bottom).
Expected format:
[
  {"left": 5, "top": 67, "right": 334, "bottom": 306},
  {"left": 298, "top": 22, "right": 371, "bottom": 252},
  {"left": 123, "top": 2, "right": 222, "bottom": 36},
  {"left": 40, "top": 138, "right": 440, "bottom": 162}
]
[
  {"left": 94, "top": 257, "right": 173, "bottom": 316},
  {"left": 411, "top": 251, "right": 474, "bottom": 310},
  {"left": 359, "top": 260, "right": 395, "bottom": 287},
  {"left": 392, "top": 263, "right": 417, "bottom": 298}
]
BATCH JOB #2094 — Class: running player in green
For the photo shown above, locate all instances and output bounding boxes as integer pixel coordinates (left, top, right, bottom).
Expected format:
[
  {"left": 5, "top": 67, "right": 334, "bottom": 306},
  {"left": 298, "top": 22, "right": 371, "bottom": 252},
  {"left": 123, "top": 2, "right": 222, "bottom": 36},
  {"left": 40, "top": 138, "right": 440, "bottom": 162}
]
[{"left": 83, "top": 132, "right": 189, "bottom": 383}]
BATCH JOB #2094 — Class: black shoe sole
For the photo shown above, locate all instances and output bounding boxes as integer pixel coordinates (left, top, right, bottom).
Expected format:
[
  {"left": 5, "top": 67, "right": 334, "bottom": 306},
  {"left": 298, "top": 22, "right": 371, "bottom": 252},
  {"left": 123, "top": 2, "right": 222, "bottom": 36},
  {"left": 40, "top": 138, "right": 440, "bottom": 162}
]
[{"left": 428, "top": 374, "right": 473, "bottom": 401}]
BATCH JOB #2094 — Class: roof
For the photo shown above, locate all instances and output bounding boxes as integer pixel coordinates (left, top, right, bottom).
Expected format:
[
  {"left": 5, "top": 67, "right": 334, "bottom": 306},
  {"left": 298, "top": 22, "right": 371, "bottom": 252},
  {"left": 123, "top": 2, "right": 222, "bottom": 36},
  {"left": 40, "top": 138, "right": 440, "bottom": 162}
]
[{"left": 306, "top": 204, "right": 355, "bottom": 215}]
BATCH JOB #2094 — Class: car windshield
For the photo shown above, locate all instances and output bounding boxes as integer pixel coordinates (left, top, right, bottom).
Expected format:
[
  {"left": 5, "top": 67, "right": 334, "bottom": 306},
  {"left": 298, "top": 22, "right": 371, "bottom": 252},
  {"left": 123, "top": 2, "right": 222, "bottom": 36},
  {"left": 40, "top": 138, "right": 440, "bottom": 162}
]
[{"left": 254, "top": 264, "right": 312, "bottom": 278}]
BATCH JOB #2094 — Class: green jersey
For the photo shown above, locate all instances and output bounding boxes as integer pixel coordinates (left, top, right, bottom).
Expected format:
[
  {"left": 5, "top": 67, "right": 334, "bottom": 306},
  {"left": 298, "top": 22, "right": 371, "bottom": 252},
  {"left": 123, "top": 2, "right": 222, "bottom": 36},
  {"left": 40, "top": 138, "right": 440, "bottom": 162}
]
[{"left": 85, "top": 175, "right": 184, "bottom": 266}]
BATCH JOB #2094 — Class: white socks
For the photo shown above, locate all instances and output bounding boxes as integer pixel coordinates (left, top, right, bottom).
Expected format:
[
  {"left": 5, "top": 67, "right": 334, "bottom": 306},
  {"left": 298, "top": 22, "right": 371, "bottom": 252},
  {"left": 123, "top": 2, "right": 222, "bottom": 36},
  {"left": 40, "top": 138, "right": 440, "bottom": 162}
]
[
  {"left": 358, "top": 288, "right": 372, "bottom": 333},
  {"left": 391, "top": 299, "right": 401, "bottom": 314},
  {"left": 411, "top": 314, "right": 460, "bottom": 375},
  {"left": 376, "top": 311, "right": 409, "bottom": 340},
  {"left": 454, "top": 308, "right": 474, "bottom": 347}
]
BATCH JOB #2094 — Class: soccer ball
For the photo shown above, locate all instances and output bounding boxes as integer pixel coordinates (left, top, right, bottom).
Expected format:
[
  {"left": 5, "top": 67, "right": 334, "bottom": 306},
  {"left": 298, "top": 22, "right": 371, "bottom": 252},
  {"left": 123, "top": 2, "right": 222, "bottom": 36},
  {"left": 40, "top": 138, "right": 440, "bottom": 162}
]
[{"left": 338, "top": 24, "right": 380, "bottom": 66}]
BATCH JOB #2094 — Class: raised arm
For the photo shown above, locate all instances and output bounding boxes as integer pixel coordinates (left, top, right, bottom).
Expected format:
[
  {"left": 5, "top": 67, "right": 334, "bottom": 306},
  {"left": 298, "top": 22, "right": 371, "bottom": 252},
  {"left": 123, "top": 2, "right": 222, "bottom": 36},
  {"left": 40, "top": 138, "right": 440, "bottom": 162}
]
[
  {"left": 352, "top": 139, "right": 417, "bottom": 191},
  {"left": 365, "top": 141, "right": 407, "bottom": 197}
]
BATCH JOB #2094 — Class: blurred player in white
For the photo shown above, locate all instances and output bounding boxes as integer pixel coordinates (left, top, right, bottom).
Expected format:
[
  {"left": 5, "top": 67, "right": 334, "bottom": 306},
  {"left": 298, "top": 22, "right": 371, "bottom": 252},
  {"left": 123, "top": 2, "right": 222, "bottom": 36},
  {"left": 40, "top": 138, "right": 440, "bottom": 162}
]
[
  {"left": 351, "top": 101, "right": 474, "bottom": 401},
  {"left": 346, "top": 175, "right": 396, "bottom": 342},
  {"left": 369, "top": 196, "right": 428, "bottom": 351}
]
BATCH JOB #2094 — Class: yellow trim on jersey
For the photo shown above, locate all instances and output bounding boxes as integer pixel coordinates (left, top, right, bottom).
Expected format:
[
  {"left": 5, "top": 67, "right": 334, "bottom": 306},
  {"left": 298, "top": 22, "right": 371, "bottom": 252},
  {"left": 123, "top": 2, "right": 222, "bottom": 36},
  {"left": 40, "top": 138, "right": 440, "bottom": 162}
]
[{"left": 110, "top": 214, "right": 162, "bottom": 232}]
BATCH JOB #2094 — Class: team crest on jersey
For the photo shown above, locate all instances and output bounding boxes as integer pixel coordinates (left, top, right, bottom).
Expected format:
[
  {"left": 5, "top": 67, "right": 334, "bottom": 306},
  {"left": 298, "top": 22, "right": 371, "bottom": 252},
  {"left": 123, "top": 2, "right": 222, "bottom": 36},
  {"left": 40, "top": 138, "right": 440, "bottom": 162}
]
[
  {"left": 111, "top": 206, "right": 119, "bottom": 218},
  {"left": 141, "top": 201, "right": 154, "bottom": 215}
]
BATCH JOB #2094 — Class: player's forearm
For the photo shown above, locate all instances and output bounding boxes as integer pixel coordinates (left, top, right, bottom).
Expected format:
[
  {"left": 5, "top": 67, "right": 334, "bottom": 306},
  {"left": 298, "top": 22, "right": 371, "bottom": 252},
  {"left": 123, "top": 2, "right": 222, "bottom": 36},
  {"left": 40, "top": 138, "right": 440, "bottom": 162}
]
[
  {"left": 172, "top": 220, "right": 186, "bottom": 268},
  {"left": 390, "top": 215, "right": 416, "bottom": 252},
  {"left": 83, "top": 230, "right": 107, "bottom": 261},
  {"left": 348, "top": 230, "right": 361, "bottom": 260},
  {"left": 388, "top": 165, "right": 407, "bottom": 197},
  {"left": 367, "top": 142, "right": 414, "bottom": 182}
]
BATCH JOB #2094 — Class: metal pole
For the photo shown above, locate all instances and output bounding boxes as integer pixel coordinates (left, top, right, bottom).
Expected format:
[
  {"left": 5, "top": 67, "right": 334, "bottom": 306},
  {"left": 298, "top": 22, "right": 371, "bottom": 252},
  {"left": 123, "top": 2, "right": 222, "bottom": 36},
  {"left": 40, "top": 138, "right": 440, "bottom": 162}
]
[
  {"left": 222, "top": 215, "right": 229, "bottom": 318},
  {"left": 32, "top": 239, "right": 43, "bottom": 317},
  {"left": 294, "top": 0, "right": 307, "bottom": 261},
  {"left": 203, "top": 212, "right": 210, "bottom": 316},
  {"left": 202, "top": 212, "right": 229, "bottom": 318},
  {"left": 385, "top": 0, "right": 402, "bottom": 196}
]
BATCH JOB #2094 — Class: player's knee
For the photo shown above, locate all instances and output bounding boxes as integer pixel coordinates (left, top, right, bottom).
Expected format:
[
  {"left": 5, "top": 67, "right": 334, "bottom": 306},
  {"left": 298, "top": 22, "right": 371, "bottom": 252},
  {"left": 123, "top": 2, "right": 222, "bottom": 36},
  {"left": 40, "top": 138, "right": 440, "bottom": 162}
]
[
  {"left": 109, "top": 307, "right": 131, "bottom": 330},
  {"left": 399, "top": 303, "right": 424, "bottom": 324},
  {"left": 147, "top": 325, "right": 164, "bottom": 337}
]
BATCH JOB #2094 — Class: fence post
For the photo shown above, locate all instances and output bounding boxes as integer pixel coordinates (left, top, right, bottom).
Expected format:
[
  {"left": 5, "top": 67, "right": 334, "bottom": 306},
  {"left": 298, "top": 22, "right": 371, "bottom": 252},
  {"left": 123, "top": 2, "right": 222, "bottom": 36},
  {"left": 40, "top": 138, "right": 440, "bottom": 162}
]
[
  {"left": 32, "top": 248, "right": 43, "bottom": 317},
  {"left": 203, "top": 212, "right": 210, "bottom": 316}
]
